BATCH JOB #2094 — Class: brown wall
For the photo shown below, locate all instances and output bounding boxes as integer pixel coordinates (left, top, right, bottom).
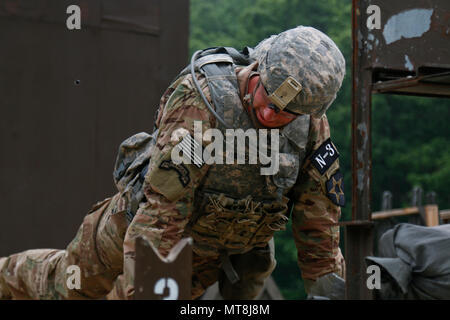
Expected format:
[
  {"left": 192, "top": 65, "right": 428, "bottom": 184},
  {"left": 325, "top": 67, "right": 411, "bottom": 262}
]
[{"left": 0, "top": 0, "right": 189, "bottom": 255}]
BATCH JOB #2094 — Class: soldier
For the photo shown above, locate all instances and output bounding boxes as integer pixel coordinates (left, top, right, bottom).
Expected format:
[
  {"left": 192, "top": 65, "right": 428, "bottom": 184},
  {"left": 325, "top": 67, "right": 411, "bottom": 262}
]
[{"left": 0, "top": 26, "right": 346, "bottom": 300}]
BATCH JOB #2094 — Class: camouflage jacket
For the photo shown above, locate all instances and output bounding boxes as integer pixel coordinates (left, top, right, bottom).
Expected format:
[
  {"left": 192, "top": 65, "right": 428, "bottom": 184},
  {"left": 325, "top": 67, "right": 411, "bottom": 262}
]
[{"left": 114, "top": 68, "right": 345, "bottom": 285}]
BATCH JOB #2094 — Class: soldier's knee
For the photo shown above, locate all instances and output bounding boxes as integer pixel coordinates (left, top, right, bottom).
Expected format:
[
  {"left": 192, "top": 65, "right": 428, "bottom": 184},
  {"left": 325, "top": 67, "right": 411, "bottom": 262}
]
[
  {"left": 0, "top": 257, "right": 11, "bottom": 299},
  {"left": 67, "top": 195, "right": 126, "bottom": 271},
  {"left": 95, "top": 196, "right": 128, "bottom": 271},
  {"left": 62, "top": 195, "right": 128, "bottom": 299}
]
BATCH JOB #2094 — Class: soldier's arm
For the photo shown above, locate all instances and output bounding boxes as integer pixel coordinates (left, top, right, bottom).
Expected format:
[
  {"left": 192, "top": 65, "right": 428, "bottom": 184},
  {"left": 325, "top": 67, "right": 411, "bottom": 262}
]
[
  {"left": 113, "top": 74, "right": 216, "bottom": 299},
  {"left": 290, "top": 115, "right": 345, "bottom": 297}
]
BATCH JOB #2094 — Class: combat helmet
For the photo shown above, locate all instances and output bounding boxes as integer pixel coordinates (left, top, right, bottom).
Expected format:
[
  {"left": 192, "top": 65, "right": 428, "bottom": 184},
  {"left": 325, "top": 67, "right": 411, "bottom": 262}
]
[{"left": 250, "top": 26, "right": 346, "bottom": 118}]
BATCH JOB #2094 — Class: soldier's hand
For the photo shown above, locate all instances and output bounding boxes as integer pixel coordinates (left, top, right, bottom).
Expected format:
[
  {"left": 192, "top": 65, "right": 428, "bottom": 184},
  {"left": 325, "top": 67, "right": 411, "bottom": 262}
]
[{"left": 305, "top": 273, "right": 345, "bottom": 300}]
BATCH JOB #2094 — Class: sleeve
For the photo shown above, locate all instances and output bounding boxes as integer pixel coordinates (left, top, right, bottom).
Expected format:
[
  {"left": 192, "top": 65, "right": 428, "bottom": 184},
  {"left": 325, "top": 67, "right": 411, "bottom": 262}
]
[
  {"left": 112, "top": 74, "right": 216, "bottom": 299},
  {"left": 144, "top": 73, "right": 215, "bottom": 204},
  {"left": 290, "top": 115, "right": 346, "bottom": 290}
]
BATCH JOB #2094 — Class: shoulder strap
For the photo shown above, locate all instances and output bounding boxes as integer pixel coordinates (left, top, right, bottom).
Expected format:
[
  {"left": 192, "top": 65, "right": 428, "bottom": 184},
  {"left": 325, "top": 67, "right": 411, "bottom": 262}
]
[
  {"left": 177, "top": 47, "right": 253, "bottom": 79},
  {"left": 181, "top": 47, "right": 255, "bottom": 130},
  {"left": 197, "top": 46, "right": 253, "bottom": 66}
]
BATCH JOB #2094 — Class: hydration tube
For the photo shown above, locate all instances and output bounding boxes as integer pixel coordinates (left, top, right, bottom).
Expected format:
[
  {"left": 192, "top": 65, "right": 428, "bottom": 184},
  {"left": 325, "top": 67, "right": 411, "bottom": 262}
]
[{"left": 190, "top": 50, "right": 232, "bottom": 129}]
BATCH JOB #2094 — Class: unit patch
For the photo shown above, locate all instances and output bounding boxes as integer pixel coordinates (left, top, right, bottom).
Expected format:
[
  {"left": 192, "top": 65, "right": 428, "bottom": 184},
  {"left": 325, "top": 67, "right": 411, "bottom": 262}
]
[
  {"left": 326, "top": 171, "right": 345, "bottom": 207},
  {"left": 159, "top": 160, "right": 191, "bottom": 187},
  {"left": 310, "top": 138, "right": 339, "bottom": 175}
]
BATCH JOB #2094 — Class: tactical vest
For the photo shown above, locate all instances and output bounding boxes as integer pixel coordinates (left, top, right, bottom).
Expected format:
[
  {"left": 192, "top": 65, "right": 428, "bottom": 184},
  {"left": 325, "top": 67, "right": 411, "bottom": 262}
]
[
  {"left": 113, "top": 47, "right": 311, "bottom": 257},
  {"left": 179, "top": 47, "right": 311, "bottom": 256}
]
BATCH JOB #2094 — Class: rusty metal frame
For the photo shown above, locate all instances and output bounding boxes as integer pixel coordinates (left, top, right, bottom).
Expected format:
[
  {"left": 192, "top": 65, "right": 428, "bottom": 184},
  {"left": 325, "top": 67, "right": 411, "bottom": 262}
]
[{"left": 348, "top": 0, "right": 450, "bottom": 299}]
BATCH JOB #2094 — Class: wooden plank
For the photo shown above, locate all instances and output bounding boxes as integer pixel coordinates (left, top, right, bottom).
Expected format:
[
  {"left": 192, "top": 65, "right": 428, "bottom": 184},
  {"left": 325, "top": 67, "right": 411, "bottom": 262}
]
[
  {"left": 371, "top": 207, "right": 419, "bottom": 220},
  {"left": 372, "top": 205, "right": 440, "bottom": 227},
  {"left": 424, "top": 205, "right": 439, "bottom": 227},
  {"left": 440, "top": 209, "right": 450, "bottom": 222}
]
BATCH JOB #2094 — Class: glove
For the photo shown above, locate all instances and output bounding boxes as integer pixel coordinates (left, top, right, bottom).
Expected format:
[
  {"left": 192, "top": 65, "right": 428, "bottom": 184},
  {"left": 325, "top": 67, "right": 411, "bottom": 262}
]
[{"left": 305, "top": 273, "right": 345, "bottom": 300}]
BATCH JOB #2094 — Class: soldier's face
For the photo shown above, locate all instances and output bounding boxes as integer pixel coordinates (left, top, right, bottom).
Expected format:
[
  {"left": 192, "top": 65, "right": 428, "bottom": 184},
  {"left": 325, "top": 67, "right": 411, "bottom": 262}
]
[{"left": 247, "top": 75, "right": 297, "bottom": 128}]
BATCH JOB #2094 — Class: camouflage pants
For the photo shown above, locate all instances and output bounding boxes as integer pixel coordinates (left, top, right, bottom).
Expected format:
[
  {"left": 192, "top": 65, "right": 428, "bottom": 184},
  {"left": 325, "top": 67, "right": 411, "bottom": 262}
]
[{"left": 0, "top": 193, "right": 275, "bottom": 300}]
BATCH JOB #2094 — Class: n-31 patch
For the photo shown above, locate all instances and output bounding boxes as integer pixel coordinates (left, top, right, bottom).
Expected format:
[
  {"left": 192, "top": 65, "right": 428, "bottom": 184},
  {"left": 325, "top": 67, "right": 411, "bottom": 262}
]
[
  {"left": 310, "top": 138, "right": 339, "bottom": 175},
  {"left": 326, "top": 171, "right": 345, "bottom": 207}
]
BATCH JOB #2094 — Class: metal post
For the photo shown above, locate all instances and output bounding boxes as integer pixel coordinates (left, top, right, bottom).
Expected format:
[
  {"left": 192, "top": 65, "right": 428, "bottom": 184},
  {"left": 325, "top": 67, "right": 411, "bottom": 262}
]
[{"left": 345, "top": 0, "right": 374, "bottom": 300}]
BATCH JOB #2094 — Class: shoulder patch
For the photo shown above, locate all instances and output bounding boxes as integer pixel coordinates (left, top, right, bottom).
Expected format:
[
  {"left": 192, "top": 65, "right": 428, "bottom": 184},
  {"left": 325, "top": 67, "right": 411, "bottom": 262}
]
[
  {"left": 326, "top": 171, "right": 345, "bottom": 207},
  {"left": 310, "top": 138, "right": 339, "bottom": 175},
  {"left": 159, "top": 160, "right": 191, "bottom": 187}
]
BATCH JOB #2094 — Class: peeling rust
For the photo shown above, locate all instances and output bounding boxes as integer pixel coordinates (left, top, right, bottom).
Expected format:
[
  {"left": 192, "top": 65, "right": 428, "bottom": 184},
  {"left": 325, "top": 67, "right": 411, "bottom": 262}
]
[
  {"left": 349, "top": 0, "right": 450, "bottom": 300},
  {"left": 382, "top": 9, "right": 434, "bottom": 45}
]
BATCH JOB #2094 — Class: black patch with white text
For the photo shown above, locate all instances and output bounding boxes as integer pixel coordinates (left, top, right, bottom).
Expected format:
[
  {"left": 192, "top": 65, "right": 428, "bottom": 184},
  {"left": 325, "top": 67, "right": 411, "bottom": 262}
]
[
  {"left": 326, "top": 171, "right": 345, "bottom": 207},
  {"left": 310, "top": 138, "right": 339, "bottom": 175},
  {"left": 159, "top": 160, "right": 191, "bottom": 187}
]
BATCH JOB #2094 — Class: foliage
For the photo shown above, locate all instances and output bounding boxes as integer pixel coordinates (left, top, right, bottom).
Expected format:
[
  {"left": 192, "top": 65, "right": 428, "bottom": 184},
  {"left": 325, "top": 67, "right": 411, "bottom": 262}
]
[{"left": 190, "top": 0, "right": 450, "bottom": 299}]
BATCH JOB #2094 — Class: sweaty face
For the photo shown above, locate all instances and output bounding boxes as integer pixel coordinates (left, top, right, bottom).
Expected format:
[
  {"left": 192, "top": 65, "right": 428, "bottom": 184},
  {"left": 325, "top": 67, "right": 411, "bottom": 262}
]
[{"left": 247, "top": 75, "right": 297, "bottom": 128}]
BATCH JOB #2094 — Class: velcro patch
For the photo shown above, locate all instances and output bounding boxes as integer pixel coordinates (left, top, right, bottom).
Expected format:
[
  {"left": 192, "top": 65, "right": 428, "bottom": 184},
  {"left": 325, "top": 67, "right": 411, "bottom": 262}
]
[
  {"left": 326, "top": 171, "right": 345, "bottom": 207},
  {"left": 310, "top": 138, "right": 339, "bottom": 175},
  {"left": 159, "top": 160, "right": 191, "bottom": 187}
]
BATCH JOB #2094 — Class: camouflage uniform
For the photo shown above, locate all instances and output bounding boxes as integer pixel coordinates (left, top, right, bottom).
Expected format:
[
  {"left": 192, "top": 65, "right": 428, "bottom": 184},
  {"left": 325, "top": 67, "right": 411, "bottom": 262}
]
[{"left": 0, "top": 26, "right": 345, "bottom": 300}]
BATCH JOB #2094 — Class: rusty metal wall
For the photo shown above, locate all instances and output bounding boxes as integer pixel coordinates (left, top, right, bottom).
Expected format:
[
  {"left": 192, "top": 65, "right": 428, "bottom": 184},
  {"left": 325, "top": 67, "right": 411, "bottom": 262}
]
[
  {"left": 0, "top": 0, "right": 189, "bottom": 256},
  {"left": 364, "top": 0, "right": 450, "bottom": 97},
  {"left": 348, "top": 0, "right": 450, "bottom": 299}
]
